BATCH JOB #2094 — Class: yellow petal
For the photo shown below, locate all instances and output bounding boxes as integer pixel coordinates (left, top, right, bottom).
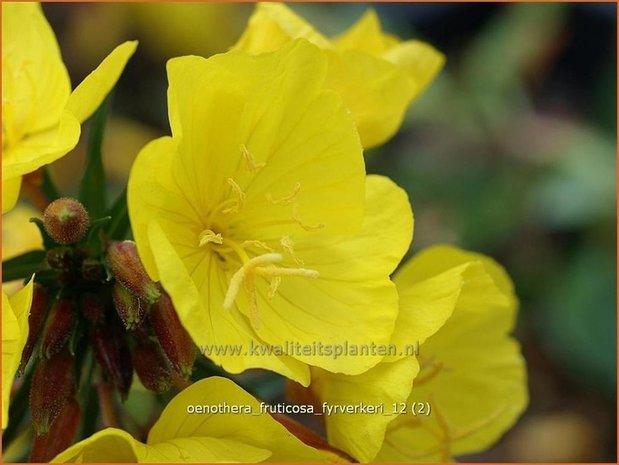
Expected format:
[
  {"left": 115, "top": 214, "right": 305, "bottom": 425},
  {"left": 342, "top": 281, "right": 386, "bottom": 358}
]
[
  {"left": 164, "top": 40, "right": 365, "bottom": 240},
  {"left": 147, "top": 220, "right": 311, "bottom": 385},
  {"left": 235, "top": 4, "right": 444, "bottom": 149},
  {"left": 331, "top": 9, "right": 394, "bottom": 55},
  {"left": 51, "top": 428, "right": 142, "bottom": 463},
  {"left": 141, "top": 438, "right": 271, "bottom": 463},
  {"left": 234, "top": 3, "right": 330, "bottom": 54},
  {"left": 2, "top": 2, "right": 70, "bottom": 141},
  {"left": 2, "top": 110, "right": 81, "bottom": 180},
  {"left": 246, "top": 175, "right": 412, "bottom": 374},
  {"left": 65, "top": 41, "right": 137, "bottom": 123},
  {"left": 148, "top": 377, "right": 340, "bottom": 461},
  {"left": 378, "top": 246, "right": 526, "bottom": 461},
  {"left": 2, "top": 176, "right": 22, "bottom": 214},
  {"left": 382, "top": 41, "right": 445, "bottom": 98},
  {"left": 311, "top": 356, "right": 419, "bottom": 462},
  {"left": 2, "top": 278, "right": 34, "bottom": 429}
]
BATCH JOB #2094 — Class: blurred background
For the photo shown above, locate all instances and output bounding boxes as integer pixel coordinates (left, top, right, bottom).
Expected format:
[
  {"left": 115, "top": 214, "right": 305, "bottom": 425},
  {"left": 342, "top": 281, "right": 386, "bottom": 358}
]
[{"left": 4, "top": 2, "right": 616, "bottom": 462}]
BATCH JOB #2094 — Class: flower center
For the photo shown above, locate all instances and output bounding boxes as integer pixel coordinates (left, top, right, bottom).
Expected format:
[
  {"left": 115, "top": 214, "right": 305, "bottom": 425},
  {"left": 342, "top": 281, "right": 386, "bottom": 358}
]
[{"left": 195, "top": 145, "right": 323, "bottom": 329}]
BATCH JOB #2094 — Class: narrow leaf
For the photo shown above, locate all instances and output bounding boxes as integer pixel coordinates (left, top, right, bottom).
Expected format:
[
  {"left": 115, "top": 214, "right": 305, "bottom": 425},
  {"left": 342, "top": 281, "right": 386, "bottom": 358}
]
[
  {"left": 2, "top": 250, "right": 46, "bottom": 282},
  {"left": 79, "top": 96, "right": 111, "bottom": 219},
  {"left": 105, "top": 188, "right": 130, "bottom": 240}
]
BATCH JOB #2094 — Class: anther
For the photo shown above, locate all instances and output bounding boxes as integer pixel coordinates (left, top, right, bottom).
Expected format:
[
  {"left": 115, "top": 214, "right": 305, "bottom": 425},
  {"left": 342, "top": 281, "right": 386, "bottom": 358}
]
[
  {"left": 292, "top": 204, "right": 325, "bottom": 232},
  {"left": 266, "top": 182, "right": 301, "bottom": 206},
  {"left": 198, "top": 229, "right": 223, "bottom": 247},
  {"left": 280, "top": 235, "right": 304, "bottom": 265},
  {"left": 240, "top": 144, "right": 266, "bottom": 172}
]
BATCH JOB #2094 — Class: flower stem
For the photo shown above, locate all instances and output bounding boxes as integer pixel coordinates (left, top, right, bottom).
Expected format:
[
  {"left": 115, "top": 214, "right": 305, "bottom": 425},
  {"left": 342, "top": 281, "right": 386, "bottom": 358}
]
[{"left": 97, "top": 382, "right": 119, "bottom": 428}]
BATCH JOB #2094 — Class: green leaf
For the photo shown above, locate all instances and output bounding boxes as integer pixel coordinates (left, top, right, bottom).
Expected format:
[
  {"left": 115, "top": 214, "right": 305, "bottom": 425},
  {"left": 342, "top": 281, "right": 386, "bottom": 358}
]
[
  {"left": 2, "top": 250, "right": 46, "bottom": 282},
  {"left": 86, "top": 216, "right": 112, "bottom": 255},
  {"left": 105, "top": 188, "right": 130, "bottom": 240},
  {"left": 79, "top": 95, "right": 111, "bottom": 219}
]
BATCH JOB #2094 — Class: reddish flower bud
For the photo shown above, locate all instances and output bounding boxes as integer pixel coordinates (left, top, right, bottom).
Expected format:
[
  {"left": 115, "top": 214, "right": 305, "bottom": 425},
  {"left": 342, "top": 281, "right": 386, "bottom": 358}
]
[
  {"left": 19, "top": 284, "right": 49, "bottom": 374},
  {"left": 81, "top": 258, "right": 105, "bottom": 282},
  {"left": 106, "top": 241, "right": 161, "bottom": 304},
  {"left": 43, "top": 198, "right": 90, "bottom": 245},
  {"left": 46, "top": 247, "right": 73, "bottom": 269},
  {"left": 30, "top": 398, "right": 81, "bottom": 462},
  {"left": 91, "top": 326, "right": 133, "bottom": 399},
  {"left": 132, "top": 340, "right": 173, "bottom": 393},
  {"left": 30, "top": 350, "right": 75, "bottom": 435},
  {"left": 80, "top": 293, "right": 106, "bottom": 326},
  {"left": 112, "top": 282, "right": 144, "bottom": 330},
  {"left": 150, "top": 291, "right": 195, "bottom": 378},
  {"left": 40, "top": 299, "right": 75, "bottom": 359}
]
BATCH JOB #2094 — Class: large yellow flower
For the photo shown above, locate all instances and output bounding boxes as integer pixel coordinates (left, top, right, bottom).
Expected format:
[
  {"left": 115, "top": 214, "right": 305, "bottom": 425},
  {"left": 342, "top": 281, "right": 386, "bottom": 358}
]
[
  {"left": 297, "top": 246, "right": 527, "bottom": 462},
  {"left": 2, "top": 3, "right": 136, "bottom": 212},
  {"left": 128, "top": 40, "right": 412, "bottom": 385},
  {"left": 2, "top": 278, "right": 34, "bottom": 429},
  {"left": 52, "top": 377, "right": 342, "bottom": 462},
  {"left": 234, "top": 3, "right": 445, "bottom": 149}
]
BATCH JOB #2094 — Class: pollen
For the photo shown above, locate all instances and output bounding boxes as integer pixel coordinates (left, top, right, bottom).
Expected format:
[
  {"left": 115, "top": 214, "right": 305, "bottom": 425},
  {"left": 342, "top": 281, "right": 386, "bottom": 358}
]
[
  {"left": 222, "top": 178, "right": 246, "bottom": 214},
  {"left": 266, "top": 182, "right": 301, "bottom": 206},
  {"left": 292, "top": 204, "right": 324, "bottom": 232},
  {"left": 280, "top": 235, "right": 304, "bottom": 266},
  {"left": 198, "top": 229, "right": 223, "bottom": 247},
  {"left": 240, "top": 144, "right": 266, "bottom": 172}
]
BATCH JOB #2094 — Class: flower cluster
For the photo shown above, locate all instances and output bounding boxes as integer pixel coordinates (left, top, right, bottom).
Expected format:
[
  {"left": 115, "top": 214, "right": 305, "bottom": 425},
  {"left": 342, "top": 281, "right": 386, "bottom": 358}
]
[{"left": 2, "top": 3, "right": 528, "bottom": 463}]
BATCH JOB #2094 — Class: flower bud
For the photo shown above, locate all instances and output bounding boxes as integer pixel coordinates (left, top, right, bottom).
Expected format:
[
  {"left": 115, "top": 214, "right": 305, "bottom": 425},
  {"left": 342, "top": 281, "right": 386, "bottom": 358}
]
[
  {"left": 106, "top": 241, "right": 161, "bottom": 303},
  {"left": 150, "top": 291, "right": 195, "bottom": 378},
  {"left": 81, "top": 258, "right": 105, "bottom": 282},
  {"left": 91, "top": 326, "right": 133, "bottom": 399},
  {"left": 46, "top": 247, "right": 73, "bottom": 269},
  {"left": 132, "top": 340, "right": 173, "bottom": 393},
  {"left": 112, "top": 282, "right": 144, "bottom": 330},
  {"left": 19, "top": 284, "right": 49, "bottom": 374},
  {"left": 80, "top": 293, "right": 106, "bottom": 326},
  {"left": 40, "top": 299, "right": 75, "bottom": 359},
  {"left": 43, "top": 198, "right": 90, "bottom": 245},
  {"left": 30, "top": 398, "right": 81, "bottom": 462},
  {"left": 30, "top": 350, "right": 75, "bottom": 435}
]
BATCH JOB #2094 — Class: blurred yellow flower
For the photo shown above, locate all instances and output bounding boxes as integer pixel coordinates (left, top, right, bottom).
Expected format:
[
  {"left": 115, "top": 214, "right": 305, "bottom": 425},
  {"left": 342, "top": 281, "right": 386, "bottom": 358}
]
[
  {"left": 52, "top": 377, "right": 342, "bottom": 462},
  {"left": 2, "top": 279, "right": 34, "bottom": 429},
  {"left": 234, "top": 3, "right": 444, "bottom": 149},
  {"left": 1, "top": 3, "right": 136, "bottom": 212},
  {"left": 301, "top": 246, "right": 527, "bottom": 462},
  {"left": 128, "top": 40, "right": 412, "bottom": 384}
]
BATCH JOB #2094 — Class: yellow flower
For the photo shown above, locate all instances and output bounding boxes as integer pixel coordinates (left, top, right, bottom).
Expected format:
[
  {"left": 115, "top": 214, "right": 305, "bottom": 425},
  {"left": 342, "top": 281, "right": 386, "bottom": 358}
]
[
  {"left": 2, "top": 3, "right": 137, "bottom": 213},
  {"left": 2, "top": 278, "right": 34, "bottom": 429},
  {"left": 302, "top": 246, "right": 527, "bottom": 462},
  {"left": 128, "top": 40, "right": 412, "bottom": 384},
  {"left": 234, "top": 3, "right": 445, "bottom": 149},
  {"left": 52, "top": 376, "right": 342, "bottom": 462}
]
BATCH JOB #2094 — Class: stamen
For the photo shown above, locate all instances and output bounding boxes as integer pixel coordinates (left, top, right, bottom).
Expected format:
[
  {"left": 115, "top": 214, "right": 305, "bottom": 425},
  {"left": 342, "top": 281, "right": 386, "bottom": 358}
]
[
  {"left": 222, "top": 178, "right": 246, "bottom": 214},
  {"left": 292, "top": 204, "right": 325, "bottom": 232},
  {"left": 266, "top": 182, "right": 301, "bottom": 206},
  {"left": 223, "top": 253, "right": 283, "bottom": 310},
  {"left": 268, "top": 277, "right": 282, "bottom": 300},
  {"left": 280, "top": 235, "right": 304, "bottom": 266},
  {"left": 240, "top": 144, "right": 266, "bottom": 172},
  {"left": 198, "top": 229, "right": 223, "bottom": 247},
  {"left": 253, "top": 266, "right": 319, "bottom": 279},
  {"left": 242, "top": 240, "right": 274, "bottom": 253},
  {"left": 223, "top": 252, "right": 319, "bottom": 329},
  {"left": 243, "top": 273, "right": 260, "bottom": 329}
]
